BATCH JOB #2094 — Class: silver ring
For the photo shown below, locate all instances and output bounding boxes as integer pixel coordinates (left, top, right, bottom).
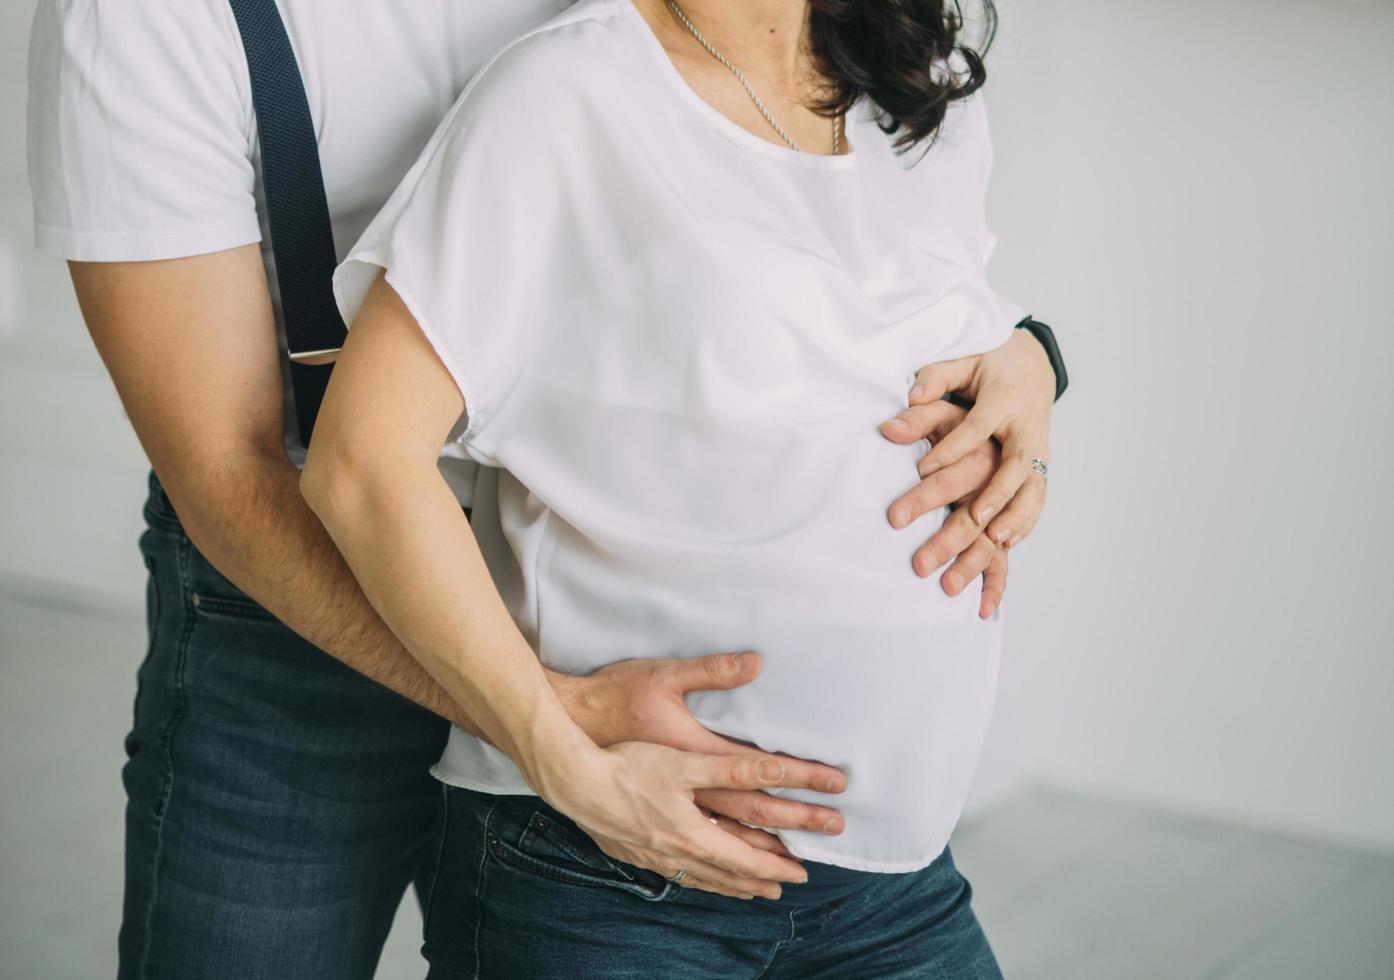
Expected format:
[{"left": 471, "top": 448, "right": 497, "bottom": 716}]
[
  {"left": 1030, "top": 457, "right": 1049, "bottom": 479},
  {"left": 668, "top": 869, "right": 688, "bottom": 884}
]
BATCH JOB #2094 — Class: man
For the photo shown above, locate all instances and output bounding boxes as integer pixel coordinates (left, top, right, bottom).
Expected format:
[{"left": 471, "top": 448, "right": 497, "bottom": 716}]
[{"left": 27, "top": 0, "right": 1061, "bottom": 977}]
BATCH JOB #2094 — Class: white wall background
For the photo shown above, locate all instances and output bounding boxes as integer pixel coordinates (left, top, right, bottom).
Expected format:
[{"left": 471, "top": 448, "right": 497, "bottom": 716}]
[{"left": 2, "top": 0, "right": 1391, "bottom": 856}]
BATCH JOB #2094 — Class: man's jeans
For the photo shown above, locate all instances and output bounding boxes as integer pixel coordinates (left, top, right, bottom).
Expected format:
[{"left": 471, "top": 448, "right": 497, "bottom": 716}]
[
  {"left": 118, "top": 472, "right": 450, "bottom": 979},
  {"left": 422, "top": 786, "right": 1004, "bottom": 979}
]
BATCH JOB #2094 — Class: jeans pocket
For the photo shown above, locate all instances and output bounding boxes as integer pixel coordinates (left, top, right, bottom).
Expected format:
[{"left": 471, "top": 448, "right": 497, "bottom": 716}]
[
  {"left": 484, "top": 801, "right": 674, "bottom": 903},
  {"left": 184, "top": 548, "right": 279, "bottom": 621}
]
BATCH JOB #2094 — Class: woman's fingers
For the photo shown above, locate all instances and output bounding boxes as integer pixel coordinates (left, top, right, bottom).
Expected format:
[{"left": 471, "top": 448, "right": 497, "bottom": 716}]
[
  {"left": 986, "top": 470, "right": 1047, "bottom": 551},
  {"left": 687, "top": 819, "right": 808, "bottom": 888},
  {"left": 879, "top": 399, "right": 964, "bottom": 445},
  {"left": 670, "top": 875, "right": 756, "bottom": 900},
  {"left": 649, "top": 855, "right": 780, "bottom": 899},
  {"left": 683, "top": 751, "right": 846, "bottom": 797},
  {"left": 965, "top": 428, "right": 1047, "bottom": 529},
  {"left": 906, "top": 358, "right": 978, "bottom": 406},
  {"left": 693, "top": 787, "right": 845, "bottom": 836},
  {"left": 660, "top": 810, "right": 796, "bottom": 899},
  {"left": 704, "top": 810, "right": 797, "bottom": 855}
]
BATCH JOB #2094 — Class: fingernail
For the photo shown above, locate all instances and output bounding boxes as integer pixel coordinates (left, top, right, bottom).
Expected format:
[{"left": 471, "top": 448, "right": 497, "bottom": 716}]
[
  {"left": 729, "top": 652, "right": 743, "bottom": 672},
  {"left": 757, "top": 759, "right": 784, "bottom": 782},
  {"left": 886, "top": 416, "right": 909, "bottom": 429},
  {"left": 909, "top": 384, "right": 927, "bottom": 401},
  {"left": 822, "top": 817, "right": 842, "bottom": 834},
  {"left": 976, "top": 504, "right": 995, "bottom": 525},
  {"left": 889, "top": 505, "right": 909, "bottom": 528},
  {"left": 920, "top": 459, "right": 941, "bottom": 476},
  {"left": 994, "top": 526, "right": 1012, "bottom": 544},
  {"left": 943, "top": 572, "right": 962, "bottom": 593},
  {"left": 1008, "top": 533, "right": 1023, "bottom": 548}
]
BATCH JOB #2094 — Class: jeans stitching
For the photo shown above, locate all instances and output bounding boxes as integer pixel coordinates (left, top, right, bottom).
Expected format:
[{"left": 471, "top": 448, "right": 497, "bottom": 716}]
[
  {"left": 421, "top": 783, "right": 451, "bottom": 950},
  {"left": 133, "top": 531, "right": 197, "bottom": 979},
  {"left": 520, "top": 811, "right": 636, "bottom": 882},
  {"left": 187, "top": 592, "right": 278, "bottom": 620},
  {"left": 752, "top": 909, "right": 797, "bottom": 978},
  {"left": 472, "top": 797, "right": 499, "bottom": 980},
  {"left": 488, "top": 829, "right": 672, "bottom": 901}
]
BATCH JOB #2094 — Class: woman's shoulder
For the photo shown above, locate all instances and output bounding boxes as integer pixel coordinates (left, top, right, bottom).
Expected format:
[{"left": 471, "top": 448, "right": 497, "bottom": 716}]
[{"left": 461, "top": 0, "right": 638, "bottom": 123}]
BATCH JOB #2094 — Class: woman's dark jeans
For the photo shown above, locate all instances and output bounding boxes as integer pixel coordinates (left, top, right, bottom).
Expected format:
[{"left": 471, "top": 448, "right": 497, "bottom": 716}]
[
  {"left": 423, "top": 786, "right": 1004, "bottom": 979},
  {"left": 119, "top": 472, "right": 450, "bottom": 979}
]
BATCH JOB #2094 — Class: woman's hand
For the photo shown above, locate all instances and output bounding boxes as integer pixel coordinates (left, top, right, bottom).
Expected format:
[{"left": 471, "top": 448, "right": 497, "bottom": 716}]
[
  {"left": 542, "top": 738, "right": 828, "bottom": 901},
  {"left": 879, "top": 329, "right": 1054, "bottom": 617},
  {"left": 554, "top": 650, "right": 848, "bottom": 838}
]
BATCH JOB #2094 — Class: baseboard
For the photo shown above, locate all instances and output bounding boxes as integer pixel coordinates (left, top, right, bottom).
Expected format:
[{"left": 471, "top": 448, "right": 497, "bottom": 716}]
[{"left": 0, "top": 569, "right": 142, "bottom": 622}]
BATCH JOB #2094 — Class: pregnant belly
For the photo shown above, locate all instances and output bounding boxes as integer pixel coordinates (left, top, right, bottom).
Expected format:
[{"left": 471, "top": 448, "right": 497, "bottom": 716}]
[{"left": 524, "top": 432, "right": 1004, "bottom": 871}]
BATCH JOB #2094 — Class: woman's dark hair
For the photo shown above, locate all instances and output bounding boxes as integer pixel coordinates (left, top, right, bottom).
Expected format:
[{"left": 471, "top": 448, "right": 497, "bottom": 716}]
[{"left": 808, "top": 0, "right": 996, "bottom": 152}]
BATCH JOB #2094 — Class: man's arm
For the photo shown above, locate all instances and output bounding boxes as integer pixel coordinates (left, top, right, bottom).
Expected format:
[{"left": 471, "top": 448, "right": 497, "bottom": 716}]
[
  {"left": 70, "top": 246, "right": 523, "bottom": 738},
  {"left": 69, "top": 248, "right": 848, "bottom": 841}
]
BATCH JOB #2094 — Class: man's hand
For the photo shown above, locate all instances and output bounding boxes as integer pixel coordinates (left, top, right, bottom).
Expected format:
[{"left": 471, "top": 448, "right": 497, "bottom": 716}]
[
  {"left": 552, "top": 651, "right": 847, "bottom": 859},
  {"left": 879, "top": 329, "right": 1055, "bottom": 618}
]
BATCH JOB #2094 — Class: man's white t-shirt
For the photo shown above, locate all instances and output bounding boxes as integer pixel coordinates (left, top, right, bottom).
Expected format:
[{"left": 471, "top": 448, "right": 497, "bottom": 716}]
[
  {"left": 27, "top": 0, "right": 569, "bottom": 490},
  {"left": 334, "top": 0, "right": 1027, "bottom": 873}
]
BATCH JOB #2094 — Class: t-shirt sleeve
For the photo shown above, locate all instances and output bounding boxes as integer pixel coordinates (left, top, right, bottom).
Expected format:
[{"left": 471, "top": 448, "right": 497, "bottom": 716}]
[
  {"left": 333, "top": 38, "right": 579, "bottom": 462},
  {"left": 27, "top": 0, "right": 262, "bottom": 261}
]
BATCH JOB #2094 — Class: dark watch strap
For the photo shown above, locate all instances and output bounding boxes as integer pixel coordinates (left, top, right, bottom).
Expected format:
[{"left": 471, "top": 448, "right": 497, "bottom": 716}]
[
  {"left": 1014, "top": 315, "right": 1068, "bottom": 402},
  {"left": 940, "top": 315, "right": 1069, "bottom": 413}
]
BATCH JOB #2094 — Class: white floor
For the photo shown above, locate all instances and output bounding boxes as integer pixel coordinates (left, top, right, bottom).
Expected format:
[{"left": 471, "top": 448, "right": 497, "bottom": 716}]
[{"left": 3, "top": 594, "right": 1392, "bottom": 980}]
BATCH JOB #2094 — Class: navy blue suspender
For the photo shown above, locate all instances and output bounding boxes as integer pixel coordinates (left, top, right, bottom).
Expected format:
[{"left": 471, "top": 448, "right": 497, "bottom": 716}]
[{"left": 227, "top": 0, "right": 345, "bottom": 444}]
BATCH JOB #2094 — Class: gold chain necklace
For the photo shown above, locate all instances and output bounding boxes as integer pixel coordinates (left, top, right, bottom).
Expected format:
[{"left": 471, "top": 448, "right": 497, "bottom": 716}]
[{"left": 665, "top": 0, "right": 842, "bottom": 155}]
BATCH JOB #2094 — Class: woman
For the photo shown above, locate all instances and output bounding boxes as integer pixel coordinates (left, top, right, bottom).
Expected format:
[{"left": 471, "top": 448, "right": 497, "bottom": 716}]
[{"left": 303, "top": 0, "right": 1053, "bottom": 974}]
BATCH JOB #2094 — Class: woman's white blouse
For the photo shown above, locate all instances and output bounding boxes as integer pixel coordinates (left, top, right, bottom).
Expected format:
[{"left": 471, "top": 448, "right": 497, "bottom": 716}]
[{"left": 335, "top": 0, "right": 1028, "bottom": 873}]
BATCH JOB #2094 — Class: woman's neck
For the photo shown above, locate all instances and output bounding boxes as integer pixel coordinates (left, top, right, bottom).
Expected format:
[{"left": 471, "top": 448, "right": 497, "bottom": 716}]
[
  {"left": 661, "top": 0, "right": 811, "bottom": 84},
  {"left": 631, "top": 0, "right": 842, "bottom": 155}
]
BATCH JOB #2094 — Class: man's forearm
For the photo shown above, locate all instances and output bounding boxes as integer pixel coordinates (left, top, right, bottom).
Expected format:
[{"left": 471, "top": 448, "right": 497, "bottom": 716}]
[{"left": 165, "top": 447, "right": 586, "bottom": 742}]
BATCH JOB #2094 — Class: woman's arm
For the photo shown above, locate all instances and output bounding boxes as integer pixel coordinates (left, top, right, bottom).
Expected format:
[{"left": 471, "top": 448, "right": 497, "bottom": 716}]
[{"left": 301, "top": 272, "right": 820, "bottom": 900}]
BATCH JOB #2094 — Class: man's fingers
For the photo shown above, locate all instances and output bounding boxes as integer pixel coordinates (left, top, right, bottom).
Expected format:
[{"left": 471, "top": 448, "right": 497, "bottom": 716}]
[
  {"left": 665, "top": 650, "right": 762, "bottom": 693},
  {"left": 683, "top": 752, "right": 847, "bottom": 795},
  {"left": 916, "top": 402, "right": 1002, "bottom": 477},
  {"left": 887, "top": 454, "right": 992, "bottom": 530},
  {"left": 980, "top": 548, "right": 1008, "bottom": 619},
  {"left": 694, "top": 787, "right": 846, "bottom": 836},
  {"left": 911, "top": 501, "right": 985, "bottom": 578},
  {"left": 940, "top": 532, "right": 1001, "bottom": 598}
]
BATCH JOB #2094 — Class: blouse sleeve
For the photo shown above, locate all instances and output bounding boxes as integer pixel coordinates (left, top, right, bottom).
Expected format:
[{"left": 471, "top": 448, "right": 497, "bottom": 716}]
[{"left": 332, "top": 37, "right": 582, "bottom": 461}]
